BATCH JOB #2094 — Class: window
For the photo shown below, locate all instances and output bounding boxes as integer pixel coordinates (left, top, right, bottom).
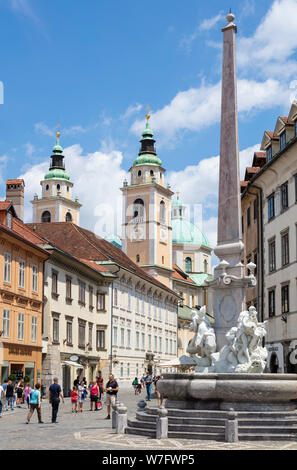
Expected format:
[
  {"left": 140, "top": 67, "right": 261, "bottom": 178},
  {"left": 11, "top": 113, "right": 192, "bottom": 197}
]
[
  {"left": 280, "top": 131, "right": 286, "bottom": 150},
  {"left": 52, "top": 271, "right": 58, "bottom": 295},
  {"left": 247, "top": 207, "right": 251, "bottom": 227},
  {"left": 166, "top": 338, "right": 168, "bottom": 354},
  {"left": 65, "top": 212, "right": 72, "bottom": 222},
  {"left": 78, "top": 281, "right": 86, "bottom": 305},
  {"left": 170, "top": 339, "right": 173, "bottom": 354},
  {"left": 53, "top": 318, "right": 59, "bottom": 342},
  {"left": 31, "top": 316, "right": 37, "bottom": 342},
  {"left": 138, "top": 170, "right": 142, "bottom": 177},
  {"left": 269, "top": 291, "right": 276, "bottom": 317},
  {"left": 4, "top": 253, "right": 11, "bottom": 283},
  {"left": 281, "top": 285, "right": 289, "bottom": 314},
  {"left": 185, "top": 257, "right": 192, "bottom": 273},
  {"left": 78, "top": 323, "right": 85, "bottom": 347},
  {"left": 127, "top": 363, "right": 130, "bottom": 378},
  {"left": 57, "top": 184, "right": 60, "bottom": 191},
  {"left": 141, "top": 332, "right": 145, "bottom": 350},
  {"left": 160, "top": 201, "right": 166, "bottom": 223},
  {"left": 32, "top": 265, "right": 38, "bottom": 292},
  {"left": 127, "top": 329, "right": 131, "bottom": 347},
  {"left": 268, "top": 240, "right": 276, "bottom": 272},
  {"left": 120, "top": 328, "right": 125, "bottom": 347},
  {"left": 96, "top": 329, "right": 105, "bottom": 349},
  {"left": 66, "top": 276, "right": 72, "bottom": 299},
  {"left": 154, "top": 336, "right": 157, "bottom": 352},
  {"left": 41, "top": 211, "right": 51, "bottom": 223},
  {"left": 266, "top": 146, "right": 272, "bottom": 162},
  {"left": 3, "top": 310, "right": 10, "bottom": 338},
  {"left": 159, "top": 337, "right": 162, "bottom": 353},
  {"left": 120, "top": 363, "right": 124, "bottom": 378},
  {"left": 113, "top": 326, "right": 118, "bottom": 346},
  {"left": 18, "top": 259, "right": 25, "bottom": 288},
  {"left": 46, "top": 184, "right": 49, "bottom": 191},
  {"left": 148, "top": 334, "right": 151, "bottom": 351},
  {"left": 114, "top": 288, "right": 118, "bottom": 306},
  {"left": 268, "top": 194, "right": 275, "bottom": 220},
  {"left": 281, "top": 232, "right": 289, "bottom": 266},
  {"left": 88, "top": 324, "right": 93, "bottom": 349},
  {"left": 97, "top": 293, "right": 105, "bottom": 311},
  {"left": 17, "top": 313, "right": 24, "bottom": 340},
  {"left": 66, "top": 322, "right": 72, "bottom": 345},
  {"left": 281, "top": 182, "right": 288, "bottom": 210},
  {"left": 136, "top": 254, "right": 140, "bottom": 263},
  {"left": 204, "top": 259, "right": 208, "bottom": 274},
  {"left": 136, "top": 331, "right": 140, "bottom": 349},
  {"left": 89, "top": 286, "right": 93, "bottom": 308}
]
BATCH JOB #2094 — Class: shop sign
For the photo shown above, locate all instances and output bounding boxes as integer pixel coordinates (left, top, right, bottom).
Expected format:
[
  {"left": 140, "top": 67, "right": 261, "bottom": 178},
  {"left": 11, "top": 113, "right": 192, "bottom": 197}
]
[{"left": 8, "top": 345, "right": 32, "bottom": 356}]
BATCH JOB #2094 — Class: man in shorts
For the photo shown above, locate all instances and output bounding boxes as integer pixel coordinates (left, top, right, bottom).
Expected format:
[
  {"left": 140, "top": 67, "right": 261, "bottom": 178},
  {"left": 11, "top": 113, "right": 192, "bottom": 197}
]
[{"left": 105, "top": 374, "right": 118, "bottom": 420}]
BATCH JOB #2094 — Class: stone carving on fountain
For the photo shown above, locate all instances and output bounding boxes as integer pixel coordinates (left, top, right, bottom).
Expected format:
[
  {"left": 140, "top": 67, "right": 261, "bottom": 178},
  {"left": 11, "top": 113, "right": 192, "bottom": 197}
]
[{"left": 179, "top": 305, "right": 268, "bottom": 374}]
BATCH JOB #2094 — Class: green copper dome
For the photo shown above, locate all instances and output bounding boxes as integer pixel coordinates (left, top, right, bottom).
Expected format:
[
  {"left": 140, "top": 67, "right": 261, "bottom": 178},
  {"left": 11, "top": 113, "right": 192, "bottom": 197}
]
[
  {"left": 104, "top": 234, "right": 122, "bottom": 249},
  {"left": 44, "top": 168, "right": 70, "bottom": 181},
  {"left": 133, "top": 154, "right": 162, "bottom": 167},
  {"left": 172, "top": 217, "right": 211, "bottom": 248}
]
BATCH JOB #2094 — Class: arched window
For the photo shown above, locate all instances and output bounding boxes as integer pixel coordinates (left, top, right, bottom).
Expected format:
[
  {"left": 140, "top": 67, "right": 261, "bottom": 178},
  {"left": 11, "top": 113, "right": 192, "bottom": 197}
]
[
  {"left": 65, "top": 212, "right": 72, "bottom": 222},
  {"left": 136, "top": 254, "right": 140, "bottom": 263},
  {"left": 185, "top": 257, "right": 192, "bottom": 273},
  {"left": 150, "top": 170, "right": 154, "bottom": 176},
  {"left": 204, "top": 259, "right": 208, "bottom": 274},
  {"left": 160, "top": 201, "right": 166, "bottom": 223},
  {"left": 133, "top": 199, "right": 144, "bottom": 219},
  {"left": 138, "top": 170, "right": 142, "bottom": 177},
  {"left": 41, "top": 211, "right": 51, "bottom": 223}
]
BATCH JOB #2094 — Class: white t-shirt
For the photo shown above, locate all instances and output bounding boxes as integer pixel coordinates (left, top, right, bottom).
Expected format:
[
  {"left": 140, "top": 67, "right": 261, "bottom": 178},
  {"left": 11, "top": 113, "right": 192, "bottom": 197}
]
[{"left": 0, "top": 385, "right": 4, "bottom": 399}]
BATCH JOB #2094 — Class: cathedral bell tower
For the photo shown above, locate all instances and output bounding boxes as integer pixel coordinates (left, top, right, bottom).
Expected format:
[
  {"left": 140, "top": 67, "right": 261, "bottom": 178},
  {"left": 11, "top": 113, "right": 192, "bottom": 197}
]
[
  {"left": 121, "top": 111, "right": 174, "bottom": 288},
  {"left": 31, "top": 131, "right": 81, "bottom": 224}
]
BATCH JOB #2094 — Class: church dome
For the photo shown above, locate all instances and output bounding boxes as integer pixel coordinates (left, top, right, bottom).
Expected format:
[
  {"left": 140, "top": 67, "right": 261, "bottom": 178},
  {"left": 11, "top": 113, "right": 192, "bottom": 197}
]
[
  {"left": 44, "top": 168, "right": 70, "bottom": 181},
  {"left": 172, "top": 217, "right": 211, "bottom": 248}
]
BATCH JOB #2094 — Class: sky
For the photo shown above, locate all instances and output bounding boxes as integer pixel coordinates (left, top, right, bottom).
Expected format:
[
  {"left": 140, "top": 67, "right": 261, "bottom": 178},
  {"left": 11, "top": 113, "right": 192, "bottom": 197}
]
[{"left": 0, "top": 0, "right": 296, "bottom": 259}]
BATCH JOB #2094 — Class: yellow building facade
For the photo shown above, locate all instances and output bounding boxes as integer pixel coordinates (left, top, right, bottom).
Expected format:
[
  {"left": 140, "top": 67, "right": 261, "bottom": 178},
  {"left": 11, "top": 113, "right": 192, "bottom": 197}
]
[{"left": 0, "top": 202, "right": 48, "bottom": 385}]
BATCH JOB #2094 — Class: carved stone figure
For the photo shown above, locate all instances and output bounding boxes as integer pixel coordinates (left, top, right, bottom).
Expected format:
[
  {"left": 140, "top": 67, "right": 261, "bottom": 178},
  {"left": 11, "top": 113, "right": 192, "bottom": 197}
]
[{"left": 186, "top": 306, "right": 217, "bottom": 370}]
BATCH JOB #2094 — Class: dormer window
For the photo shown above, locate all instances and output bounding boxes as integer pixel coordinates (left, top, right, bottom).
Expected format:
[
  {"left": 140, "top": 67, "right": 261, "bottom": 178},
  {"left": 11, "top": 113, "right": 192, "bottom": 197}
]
[
  {"left": 6, "top": 212, "right": 12, "bottom": 229},
  {"left": 280, "top": 132, "right": 286, "bottom": 150},
  {"left": 266, "top": 146, "right": 272, "bottom": 162}
]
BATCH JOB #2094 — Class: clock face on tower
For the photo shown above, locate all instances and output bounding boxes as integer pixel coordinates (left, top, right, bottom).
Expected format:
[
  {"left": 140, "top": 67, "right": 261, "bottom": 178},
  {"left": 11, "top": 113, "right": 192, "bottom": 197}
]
[{"left": 128, "top": 223, "right": 145, "bottom": 241}]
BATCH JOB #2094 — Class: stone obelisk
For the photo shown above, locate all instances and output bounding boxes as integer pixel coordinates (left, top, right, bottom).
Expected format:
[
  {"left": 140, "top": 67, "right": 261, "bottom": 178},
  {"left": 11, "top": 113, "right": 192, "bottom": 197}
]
[{"left": 208, "top": 11, "right": 256, "bottom": 350}]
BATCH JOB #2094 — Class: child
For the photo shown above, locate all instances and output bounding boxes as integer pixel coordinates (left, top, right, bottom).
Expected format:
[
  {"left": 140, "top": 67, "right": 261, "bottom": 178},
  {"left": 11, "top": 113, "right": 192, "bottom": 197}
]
[
  {"left": 24, "top": 384, "right": 32, "bottom": 409},
  {"left": 77, "top": 381, "right": 85, "bottom": 412},
  {"left": 71, "top": 386, "right": 79, "bottom": 413}
]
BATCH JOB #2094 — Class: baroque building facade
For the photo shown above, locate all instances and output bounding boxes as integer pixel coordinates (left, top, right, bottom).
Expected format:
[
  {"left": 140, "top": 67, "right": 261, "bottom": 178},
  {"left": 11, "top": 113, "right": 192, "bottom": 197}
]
[{"left": 241, "top": 101, "right": 297, "bottom": 373}]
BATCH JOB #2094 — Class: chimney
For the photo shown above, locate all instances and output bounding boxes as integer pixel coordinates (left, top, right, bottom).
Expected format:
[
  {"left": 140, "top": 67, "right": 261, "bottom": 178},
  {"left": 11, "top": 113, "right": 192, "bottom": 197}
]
[{"left": 6, "top": 179, "right": 25, "bottom": 221}]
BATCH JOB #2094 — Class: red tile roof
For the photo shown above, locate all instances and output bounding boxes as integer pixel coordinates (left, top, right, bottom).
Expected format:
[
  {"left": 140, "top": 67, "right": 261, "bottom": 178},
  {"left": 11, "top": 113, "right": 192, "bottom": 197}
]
[
  {"left": 0, "top": 201, "right": 13, "bottom": 211},
  {"left": 26, "top": 222, "right": 178, "bottom": 296},
  {"left": 6, "top": 179, "right": 24, "bottom": 185},
  {"left": 172, "top": 264, "right": 196, "bottom": 285}
]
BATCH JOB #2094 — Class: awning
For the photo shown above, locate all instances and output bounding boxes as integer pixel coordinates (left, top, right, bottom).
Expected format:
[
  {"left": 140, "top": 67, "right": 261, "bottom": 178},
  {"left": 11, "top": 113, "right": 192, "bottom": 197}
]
[{"left": 62, "top": 360, "right": 84, "bottom": 368}]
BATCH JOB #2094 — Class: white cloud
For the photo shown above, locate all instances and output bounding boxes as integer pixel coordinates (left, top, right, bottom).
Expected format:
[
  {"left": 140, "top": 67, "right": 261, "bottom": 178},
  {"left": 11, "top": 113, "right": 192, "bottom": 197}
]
[
  {"left": 200, "top": 13, "right": 225, "bottom": 31},
  {"left": 237, "top": 0, "right": 297, "bottom": 79},
  {"left": 35, "top": 122, "right": 54, "bottom": 137},
  {"left": 131, "top": 79, "right": 290, "bottom": 141},
  {"left": 19, "top": 144, "right": 128, "bottom": 238},
  {"left": 24, "top": 142, "right": 35, "bottom": 157},
  {"left": 121, "top": 103, "right": 143, "bottom": 120}
]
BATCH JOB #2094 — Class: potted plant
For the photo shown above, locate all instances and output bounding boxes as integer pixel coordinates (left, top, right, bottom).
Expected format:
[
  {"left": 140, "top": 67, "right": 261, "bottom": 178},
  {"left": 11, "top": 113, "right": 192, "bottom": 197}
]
[
  {"left": 24, "top": 375, "right": 31, "bottom": 384},
  {"left": 8, "top": 374, "right": 17, "bottom": 383}
]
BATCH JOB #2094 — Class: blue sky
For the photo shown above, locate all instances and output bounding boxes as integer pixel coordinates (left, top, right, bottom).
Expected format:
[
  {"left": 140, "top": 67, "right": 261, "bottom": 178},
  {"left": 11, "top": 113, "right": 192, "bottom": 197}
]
[{"left": 0, "top": 0, "right": 296, "bottom": 249}]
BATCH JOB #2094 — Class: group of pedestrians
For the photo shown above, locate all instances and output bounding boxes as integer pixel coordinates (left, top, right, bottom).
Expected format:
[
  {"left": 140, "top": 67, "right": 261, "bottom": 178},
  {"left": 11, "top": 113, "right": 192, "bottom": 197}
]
[
  {"left": 0, "top": 379, "right": 31, "bottom": 416},
  {"left": 132, "top": 372, "right": 163, "bottom": 405}
]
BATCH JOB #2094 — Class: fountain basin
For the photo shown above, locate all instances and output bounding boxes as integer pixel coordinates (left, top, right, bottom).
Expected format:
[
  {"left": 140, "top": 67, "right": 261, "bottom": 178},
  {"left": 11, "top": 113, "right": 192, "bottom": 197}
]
[{"left": 158, "top": 373, "right": 297, "bottom": 411}]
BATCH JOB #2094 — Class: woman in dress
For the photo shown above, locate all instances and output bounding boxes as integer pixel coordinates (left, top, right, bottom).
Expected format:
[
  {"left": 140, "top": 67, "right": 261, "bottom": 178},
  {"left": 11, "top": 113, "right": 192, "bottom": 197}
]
[{"left": 77, "top": 381, "right": 85, "bottom": 412}]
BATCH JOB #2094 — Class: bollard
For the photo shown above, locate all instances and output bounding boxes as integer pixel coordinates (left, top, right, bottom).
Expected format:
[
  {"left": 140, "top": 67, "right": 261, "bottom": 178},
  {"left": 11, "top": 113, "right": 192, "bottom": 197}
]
[
  {"left": 116, "top": 403, "right": 128, "bottom": 434},
  {"left": 156, "top": 405, "right": 168, "bottom": 439},
  {"left": 137, "top": 400, "right": 147, "bottom": 413},
  {"left": 225, "top": 409, "right": 238, "bottom": 443},
  {"left": 112, "top": 398, "right": 120, "bottom": 429}
]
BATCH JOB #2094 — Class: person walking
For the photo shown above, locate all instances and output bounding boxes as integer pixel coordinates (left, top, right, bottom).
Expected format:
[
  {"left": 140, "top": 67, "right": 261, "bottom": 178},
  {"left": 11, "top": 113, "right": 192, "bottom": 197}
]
[
  {"left": 105, "top": 374, "right": 119, "bottom": 420},
  {"left": 96, "top": 371, "right": 104, "bottom": 401},
  {"left": 144, "top": 371, "right": 153, "bottom": 401},
  {"left": 132, "top": 377, "right": 139, "bottom": 395},
  {"left": 89, "top": 382, "right": 99, "bottom": 411},
  {"left": 16, "top": 380, "right": 24, "bottom": 407},
  {"left": 71, "top": 386, "right": 79, "bottom": 413},
  {"left": 5, "top": 380, "right": 15, "bottom": 410},
  {"left": 24, "top": 384, "right": 32, "bottom": 409},
  {"left": 155, "top": 375, "right": 163, "bottom": 406},
  {"left": 26, "top": 383, "right": 43, "bottom": 424},
  {"left": 77, "top": 381, "right": 85, "bottom": 412},
  {"left": 49, "top": 377, "right": 64, "bottom": 423}
]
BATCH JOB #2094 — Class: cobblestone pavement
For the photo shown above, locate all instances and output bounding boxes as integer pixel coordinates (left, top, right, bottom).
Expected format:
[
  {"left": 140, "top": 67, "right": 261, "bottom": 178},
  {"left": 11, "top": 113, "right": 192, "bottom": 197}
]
[{"left": 1, "top": 389, "right": 297, "bottom": 450}]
